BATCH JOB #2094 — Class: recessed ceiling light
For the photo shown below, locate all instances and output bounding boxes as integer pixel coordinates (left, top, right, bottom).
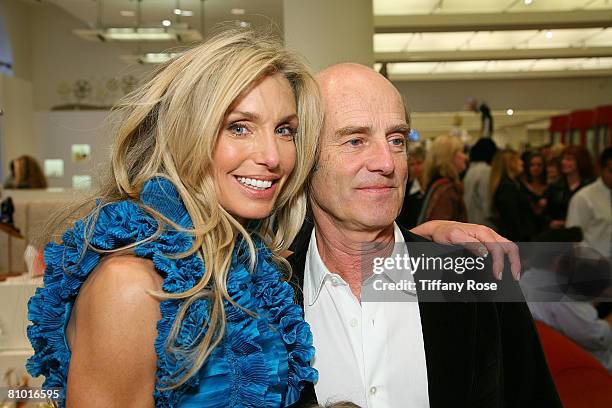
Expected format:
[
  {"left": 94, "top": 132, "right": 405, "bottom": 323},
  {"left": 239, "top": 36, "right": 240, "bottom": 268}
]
[
  {"left": 524, "top": 0, "right": 533, "bottom": 5},
  {"left": 545, "top": 30, "right": 553, "bottom": 39},
  {"left": 238, "top": 21, "right": 250, "bottom": 28},
  {"left": 506, "top": 108, "right": 514, "bottom": 116},
  {"left": 120, "top": 10, "right": 135, "bottom": 17},
  {"left": 162, "top": 19, "right": 172, "bottom": 27},
  {"left": 231, "top": 8, "right": 246, "bottom": 15},
  {"left": 173, "top": 8, "right": 182, "bottom": 15}
]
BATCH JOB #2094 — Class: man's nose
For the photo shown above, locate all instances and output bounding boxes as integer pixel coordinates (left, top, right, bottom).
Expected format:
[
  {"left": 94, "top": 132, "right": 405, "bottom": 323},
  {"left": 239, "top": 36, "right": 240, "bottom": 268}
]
[
  {"left": 366, "top": 139, "right": 395, "bottom": 175},
  {"left": 253, "top": 132, "right": 281, "bottom": 169}
]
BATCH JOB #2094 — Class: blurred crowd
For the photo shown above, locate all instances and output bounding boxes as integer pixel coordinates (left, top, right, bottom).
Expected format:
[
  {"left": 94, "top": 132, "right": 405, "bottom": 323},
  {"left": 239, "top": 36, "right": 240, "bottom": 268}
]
[{"left": 398, "top": 135, "right": 612, "bottom": 372}]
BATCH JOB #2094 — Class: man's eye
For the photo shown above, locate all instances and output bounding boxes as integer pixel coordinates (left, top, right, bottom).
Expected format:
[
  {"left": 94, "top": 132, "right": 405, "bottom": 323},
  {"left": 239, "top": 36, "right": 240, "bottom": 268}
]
[
  {"left": 228, "top": 123, "right": 250, "bottom": 135},
  {"left": 347, "top": 138, "right": 363, "bottom": 146},
  {"left": 389, "top": 137, "right": 406, "bottom": 146}
]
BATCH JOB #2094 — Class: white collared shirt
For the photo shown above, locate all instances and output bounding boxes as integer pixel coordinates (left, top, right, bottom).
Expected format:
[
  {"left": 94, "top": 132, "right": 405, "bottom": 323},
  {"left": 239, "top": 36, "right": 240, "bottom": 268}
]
[
  {"left": 304, "top": 223, "right": 430, "bottom": 408},
  {"left": 566, "top": 178, "right": 612, "bottom": 258}
]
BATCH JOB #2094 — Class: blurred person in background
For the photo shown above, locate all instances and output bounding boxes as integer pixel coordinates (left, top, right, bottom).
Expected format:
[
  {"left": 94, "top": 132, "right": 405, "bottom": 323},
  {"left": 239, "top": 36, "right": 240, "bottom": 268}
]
[
  {"left": 566, "top": 147, "right": 612, "bottom": 259},
  {"left": 544, "top": 145, "right": 595, "bottom": 230},
  {"left": 463, "top": 138, "right": 497, "bottom": 227},
  {"left": 490, "top": 149, "right": 537, "bottom": 242},
  {"left": 521, "top": 151, "right": 548, "bottom": 234},
  {"left": 521, "top": 231, "right": 612, "bottom": 373},
  {"left": 546, "top": 156, "right": 562, "bottom": 185},
  {"left": 467, "top": 97, "right": 493, "bottom": 138},
  {"left": 3, "top": 155, "right": 48, "bottom": 189},
  {"left": 397, "top": 145, "right": 426, "bottom": 229},
  {"left": 418, "top": 134, "right": 467, "bottom": 223}
]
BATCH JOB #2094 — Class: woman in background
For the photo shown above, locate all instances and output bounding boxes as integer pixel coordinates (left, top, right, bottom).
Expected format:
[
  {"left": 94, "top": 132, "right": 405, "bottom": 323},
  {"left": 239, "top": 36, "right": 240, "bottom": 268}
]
[
  {"left": 397, "top": 145, "right": 426, "bottom": 229},
  {"left": 521, "top": 151, "right": 548, "bottom": 233},
  {"left": 418, "top": 134, "right": 468, "bottom": 223},
  {"left": 4, "top": 155, "right": 48, "bottom": 189},
  {"left": 463, "top": 137, "right": 497, "bottom": 226},
  {"left": 490, "top": 149, "right": 536, "bottom": 242},
  {"left": 544, "top": 145, "right": 594, "bottom": 229}
]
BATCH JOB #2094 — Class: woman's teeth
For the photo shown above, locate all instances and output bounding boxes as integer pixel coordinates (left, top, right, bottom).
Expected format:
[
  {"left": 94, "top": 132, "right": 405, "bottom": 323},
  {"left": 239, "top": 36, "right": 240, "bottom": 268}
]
[{"left": 237, "top": 177, "right": 273, "bottom": 190}]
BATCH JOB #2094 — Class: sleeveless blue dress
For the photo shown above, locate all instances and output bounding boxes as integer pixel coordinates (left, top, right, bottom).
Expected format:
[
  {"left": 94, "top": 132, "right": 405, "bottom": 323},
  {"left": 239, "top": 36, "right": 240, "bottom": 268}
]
[{"left": 26, "top": 178, "right": 317, "bottom": 407}]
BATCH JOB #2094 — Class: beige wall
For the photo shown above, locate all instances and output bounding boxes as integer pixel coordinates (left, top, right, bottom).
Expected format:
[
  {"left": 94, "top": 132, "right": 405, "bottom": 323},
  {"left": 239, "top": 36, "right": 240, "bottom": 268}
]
[
  {"left": 0, "top": 0, "right": 32, "bottom": 81},
  {"left": 28, "top": 2, "right": 153, "bottom": 111},
  {"left": 283, "top": 0, "right": 374, "bottom": 71},
  {"left": 395, "top": 77, "right": 612, "bottom": 113},
  {"left": 0, "top": 74, "right": 35, "bottom": 181}
]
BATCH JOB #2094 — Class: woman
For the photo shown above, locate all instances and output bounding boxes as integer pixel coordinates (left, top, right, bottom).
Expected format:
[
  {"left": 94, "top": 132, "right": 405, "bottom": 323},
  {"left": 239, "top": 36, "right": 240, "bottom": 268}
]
[
  {"left": 418, "top": 134, "right": 468, "bottom": 223},
  {"left": 26, "top": 28, "right": 520, "bottom": 408},
  {"left": 490, "top": 149, "right": 536, "bottom": 242},
  {"left": 27, "top": 28, "right": 321, "bottom": 408},
  {"left": 4, "top": 155, "right": 48, "bottom": 189},
  {"left": 520, "top": 151, "right": 548, "bottom": 233},
  {"left": 463, "top": 138, "right": 497, "bottom": 226},
  {"left": 544, "top": 145, "right": 594, "bottom": 229},
  {"left": 397, "top": 145, "right": 426, "bottom": 229}
]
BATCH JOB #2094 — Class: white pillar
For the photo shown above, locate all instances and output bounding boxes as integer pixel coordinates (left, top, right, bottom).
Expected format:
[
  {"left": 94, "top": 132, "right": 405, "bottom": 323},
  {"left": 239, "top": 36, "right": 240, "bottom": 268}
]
[{"left": 283, "top": 0, "right": 374, "bottom": 72}]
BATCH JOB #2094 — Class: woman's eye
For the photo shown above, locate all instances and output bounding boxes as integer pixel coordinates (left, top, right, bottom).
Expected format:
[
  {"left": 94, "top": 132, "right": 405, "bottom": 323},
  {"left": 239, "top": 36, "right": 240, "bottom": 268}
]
[
  {"left": 276, "top": 126, "right": 297, "bottom": 138},
  {"left": 228, "top": 123, "right": 250, "bottom": 135}
]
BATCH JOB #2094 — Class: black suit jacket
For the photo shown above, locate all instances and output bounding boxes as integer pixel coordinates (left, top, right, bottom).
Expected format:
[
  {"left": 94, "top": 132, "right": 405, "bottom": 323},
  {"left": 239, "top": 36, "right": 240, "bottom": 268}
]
[{"left": 287, "top": 221, "right": 562, "bottom": 408}]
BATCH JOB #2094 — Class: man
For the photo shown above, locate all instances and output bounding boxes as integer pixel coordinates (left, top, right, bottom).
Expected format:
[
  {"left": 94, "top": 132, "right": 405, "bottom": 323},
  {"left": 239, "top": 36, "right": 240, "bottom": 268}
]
[
  {"left": 289, "top": 64, "right": 560, "bottom": 407},
  {"left": 467, "top": 97, "right": 494, "bottom": 138},
  {"left": 566, "top": 147, "right": 612, "bottom": 258}
]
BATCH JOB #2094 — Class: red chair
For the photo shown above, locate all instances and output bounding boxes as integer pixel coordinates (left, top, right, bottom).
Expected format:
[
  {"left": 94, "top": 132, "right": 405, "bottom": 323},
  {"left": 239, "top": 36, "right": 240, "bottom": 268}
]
[{"left": 535, "top": 320, "right": 612, "bottom": 408}]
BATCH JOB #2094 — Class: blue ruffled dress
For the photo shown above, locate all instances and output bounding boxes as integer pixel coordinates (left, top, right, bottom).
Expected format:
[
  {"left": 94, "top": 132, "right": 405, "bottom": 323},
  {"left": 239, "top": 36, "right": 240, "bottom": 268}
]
[{"left": 26, "top": 178, "right": 317, "bottom": 407}]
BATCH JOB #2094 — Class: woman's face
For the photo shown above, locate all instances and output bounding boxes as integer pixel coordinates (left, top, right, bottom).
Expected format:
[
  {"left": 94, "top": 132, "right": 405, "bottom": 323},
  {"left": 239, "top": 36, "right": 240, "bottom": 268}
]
[
  {"left": 561, "top": 154, "right": 577, "bottom": 175},
  {"left": 529, "top": 156, "right": 544, "bottom": 178},
  {"left": 453, "top": 150, "right": 467, "bottom": 173},
  {"left": 212, "top": 73, "right": 298, "bottom": 221},
  {"left": 512, "top": 156, "right": 524, "bottom": 176}
]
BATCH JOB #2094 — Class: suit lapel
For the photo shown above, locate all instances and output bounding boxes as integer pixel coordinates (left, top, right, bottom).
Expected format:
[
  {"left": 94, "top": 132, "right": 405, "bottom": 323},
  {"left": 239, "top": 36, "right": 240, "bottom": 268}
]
[{"left": 288, "top": 224, "right": 477, "bottom": 407}]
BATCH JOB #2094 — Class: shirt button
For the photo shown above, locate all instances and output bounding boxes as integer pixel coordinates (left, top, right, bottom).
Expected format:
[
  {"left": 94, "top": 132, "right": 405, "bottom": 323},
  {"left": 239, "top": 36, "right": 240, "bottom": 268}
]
[
  {"left": 370, "top": 386, "right": 377, "bottom": 396},
  {"left": 331, "top": 276, "right": 340, "bottom": 286},
  {"left": 350, "top": 318, "right": 358, "bottom": 328}
]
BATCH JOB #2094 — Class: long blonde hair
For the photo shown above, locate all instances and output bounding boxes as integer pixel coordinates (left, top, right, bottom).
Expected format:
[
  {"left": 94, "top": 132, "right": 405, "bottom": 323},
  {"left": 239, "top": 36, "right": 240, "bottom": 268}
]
[
  {"left": 489, "top": 149, "right": 520, "bottom": 208},
  {"left": 423, "top": 134, "right": 464, "bottom": 189},
  {"left": 41, "top": 27, "right": 322, "bottom": 389}
]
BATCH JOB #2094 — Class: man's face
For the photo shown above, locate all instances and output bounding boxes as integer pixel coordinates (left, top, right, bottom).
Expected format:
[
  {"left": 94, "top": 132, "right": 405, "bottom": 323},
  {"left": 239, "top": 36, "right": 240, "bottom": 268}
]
[
  {"left": 602, "top": 159, "right": 612, "bottom": 190},
  {"left": 310, "top": 69, "right": 409, "bottom": 231}
]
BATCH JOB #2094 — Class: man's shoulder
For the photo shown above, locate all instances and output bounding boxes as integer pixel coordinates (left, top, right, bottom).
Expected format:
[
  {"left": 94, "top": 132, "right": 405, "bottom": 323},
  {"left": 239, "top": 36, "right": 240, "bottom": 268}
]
[{"left": 397, "top": 224, "right": 431, "bottom": 243}]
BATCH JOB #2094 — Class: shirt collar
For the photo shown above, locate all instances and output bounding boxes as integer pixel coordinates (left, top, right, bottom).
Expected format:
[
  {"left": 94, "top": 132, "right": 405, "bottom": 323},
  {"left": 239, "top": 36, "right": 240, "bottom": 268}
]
[{"left": 304, "top": 223, "right": 406, "bottom": 306}]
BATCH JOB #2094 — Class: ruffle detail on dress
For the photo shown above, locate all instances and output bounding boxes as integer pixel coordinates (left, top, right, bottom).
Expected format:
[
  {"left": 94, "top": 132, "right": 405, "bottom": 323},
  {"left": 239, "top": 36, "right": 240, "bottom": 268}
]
[{"left": 26, "top": 177, "right": 316, "bottom": 408}]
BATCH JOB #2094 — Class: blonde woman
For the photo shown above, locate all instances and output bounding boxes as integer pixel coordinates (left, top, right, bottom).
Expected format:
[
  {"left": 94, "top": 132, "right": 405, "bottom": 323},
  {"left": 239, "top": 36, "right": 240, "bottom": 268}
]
[
  {"left": 26, "top": 28, "right": 321, "bottom": 408},
  {"left": 490, "top": 149, "right": 536, "bottom": 242},
  {"left": 418, "top": 134, "right": 468, "bottom": 223},
  {"left": 26, "top": 28, "right": 523, "bottom": 408}
]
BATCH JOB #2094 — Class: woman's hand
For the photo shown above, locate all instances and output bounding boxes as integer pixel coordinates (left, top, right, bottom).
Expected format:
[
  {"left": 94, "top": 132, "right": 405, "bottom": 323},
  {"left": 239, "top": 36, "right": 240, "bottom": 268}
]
[{"left": 411, "top": 220, "right": 521, "bottom": 280}]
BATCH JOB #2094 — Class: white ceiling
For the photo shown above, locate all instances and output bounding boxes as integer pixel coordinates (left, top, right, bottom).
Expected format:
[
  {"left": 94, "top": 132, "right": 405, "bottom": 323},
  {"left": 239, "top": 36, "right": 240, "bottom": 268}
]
[
  {"left": 374, "top": 0, "right": 612, "bottom": 15},
  {"left": 38, "top": 0, "right": 283, "bottom": 32},
  {"left": 373, "top": 0, "right": 612, "bottom": 80}
]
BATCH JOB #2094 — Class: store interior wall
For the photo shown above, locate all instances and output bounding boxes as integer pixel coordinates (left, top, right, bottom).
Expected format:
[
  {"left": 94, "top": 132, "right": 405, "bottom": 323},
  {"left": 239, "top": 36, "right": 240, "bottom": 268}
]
[{"left": 0, "top": 0, "right": 610, "bottom": 187}]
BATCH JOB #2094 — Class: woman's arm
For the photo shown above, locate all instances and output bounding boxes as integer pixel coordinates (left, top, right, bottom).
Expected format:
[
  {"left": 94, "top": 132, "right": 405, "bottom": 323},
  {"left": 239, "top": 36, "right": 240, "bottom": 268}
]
[
  {"left": 411, "top": 220, "right": 521, "bottom": 280},
  {"left": 65, "top": 255, "right": 163, "bottom": 408}
]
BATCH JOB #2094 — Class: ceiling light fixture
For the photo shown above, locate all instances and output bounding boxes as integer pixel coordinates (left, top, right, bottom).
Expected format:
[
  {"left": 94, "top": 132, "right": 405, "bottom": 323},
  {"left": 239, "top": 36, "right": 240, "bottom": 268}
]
[
  {"left": 73, "top": 0, "right": 202, "bottom": 42},
  {"left": 120, "top": 10, "right": 135, "bottom": 17},
  {"left": 524, "top": 0, "right": 533, "bottom": 5},
  {"left": 546, "top": 30, "right": 553, "bottom": 39},
  {"left": 231, "top": 8, "right": 246, "bottom": 15},
  {"left": 506, "top": 108, "right": 514, "bottom": 116}
]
